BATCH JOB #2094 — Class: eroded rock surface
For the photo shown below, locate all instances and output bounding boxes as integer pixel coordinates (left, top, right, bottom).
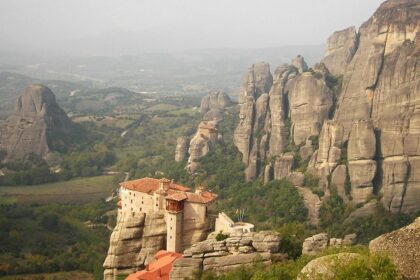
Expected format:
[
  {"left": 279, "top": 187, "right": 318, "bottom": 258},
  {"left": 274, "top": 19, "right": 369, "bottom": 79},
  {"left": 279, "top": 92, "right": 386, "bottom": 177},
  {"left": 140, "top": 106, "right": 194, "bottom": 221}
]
[
  {"left": 369, "top": 217, "right": 420, "bottom": 280},
  {"left": 200, "top": 91, "right": 232, "bottom": 121},
  {"left": 174, "top": 137, "right": 189, "bottom": 162},
  {"left": 0, "top": 84, "right": 75, "bottom": 164},
  {"left": 170, "top": 231, "right": 285, "bottom": 279},
  {"left": 322, "top": 26, "right": 358, "bottom": 75}
]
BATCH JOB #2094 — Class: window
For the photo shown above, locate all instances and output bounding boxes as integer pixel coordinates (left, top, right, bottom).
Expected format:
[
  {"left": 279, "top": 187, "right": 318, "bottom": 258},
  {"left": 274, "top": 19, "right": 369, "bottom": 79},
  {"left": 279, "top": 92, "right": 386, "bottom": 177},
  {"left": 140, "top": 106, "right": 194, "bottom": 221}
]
[
  {"left": 131, "top": 200, "right": 133, "bottom": 203},
  {"left": 142, "top": 201, "right": 144, "bottom": 204},
  {"left": 170, "top": 236, "right": 172, "bottom": 239},
  {"left": 170, "top": 226, "right": 172, "bottom": 230},
  {"left": 140, "top": 208, "right": 142, "bottom": 212}
]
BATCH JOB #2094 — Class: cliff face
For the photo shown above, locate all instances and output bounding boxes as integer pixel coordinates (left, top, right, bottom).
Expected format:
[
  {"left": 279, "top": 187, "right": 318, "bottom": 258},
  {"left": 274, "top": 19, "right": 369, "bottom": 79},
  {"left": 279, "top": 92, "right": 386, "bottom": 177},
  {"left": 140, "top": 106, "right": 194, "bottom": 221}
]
[
  {"left": 233, "top": 0, "right": 420, "bottom": 215},
  {"left": 104, "top": 209, "right": 213, "bottom": 279},
  {"left": 0, "top": 84, "right": 74, "bottom": 163},
  {"left": 321, "top": 0, "right": 420, "bottom": 213},
  {"left": 234, "top": 58, "right": 335, "bottom": 182}
]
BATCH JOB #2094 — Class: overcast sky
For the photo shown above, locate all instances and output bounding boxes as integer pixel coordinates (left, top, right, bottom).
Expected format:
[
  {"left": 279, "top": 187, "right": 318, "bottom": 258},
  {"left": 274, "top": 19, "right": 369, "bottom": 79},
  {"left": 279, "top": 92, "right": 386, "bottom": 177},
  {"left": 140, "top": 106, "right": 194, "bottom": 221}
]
[{"left": 0, "top": 0, "right": 384, "bottom": 56}]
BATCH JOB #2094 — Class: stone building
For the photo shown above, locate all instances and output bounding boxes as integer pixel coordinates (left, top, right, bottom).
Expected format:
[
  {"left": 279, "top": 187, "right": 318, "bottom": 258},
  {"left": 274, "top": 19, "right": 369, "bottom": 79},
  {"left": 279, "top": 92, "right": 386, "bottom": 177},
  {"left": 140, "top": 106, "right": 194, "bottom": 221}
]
[{"left": 118, "top": 177, "right": 217, "bottom": 252}]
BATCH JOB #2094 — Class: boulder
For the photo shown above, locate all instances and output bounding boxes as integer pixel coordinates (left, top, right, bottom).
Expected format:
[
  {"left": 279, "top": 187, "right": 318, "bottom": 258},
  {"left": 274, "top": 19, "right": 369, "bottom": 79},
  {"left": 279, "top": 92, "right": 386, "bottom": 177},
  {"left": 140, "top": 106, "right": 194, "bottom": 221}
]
[
  {"left": 302, "top": 233, "right": 329, "bottom": 255},
  {"left": 298, "top": 253, "right": 361, "bottom": 280},
  {"left": 369, "top": 217, "right": 420, "bottom": 280}
]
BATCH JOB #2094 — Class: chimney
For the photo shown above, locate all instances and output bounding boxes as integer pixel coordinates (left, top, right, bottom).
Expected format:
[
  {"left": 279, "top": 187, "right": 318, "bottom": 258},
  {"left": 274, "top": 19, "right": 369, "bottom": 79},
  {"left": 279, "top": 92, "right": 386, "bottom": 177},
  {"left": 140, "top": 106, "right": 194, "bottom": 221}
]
[
  {"left": 159, "top": 178, "right": 171, "bottom": 190},
  {"left": 195, "top": 186, "right": 204, "bottom": 195}
]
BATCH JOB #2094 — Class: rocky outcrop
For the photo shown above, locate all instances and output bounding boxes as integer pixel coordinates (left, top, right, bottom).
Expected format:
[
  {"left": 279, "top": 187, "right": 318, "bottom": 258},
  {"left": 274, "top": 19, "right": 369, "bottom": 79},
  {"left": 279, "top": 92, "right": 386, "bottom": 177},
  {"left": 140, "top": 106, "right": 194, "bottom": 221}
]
[
  {"left": 234, "top": 62, "right": 273, "bottom": 181},
  {"left": 296, "top": 187, "right": 322, "bottom": 225},
  {"left": 170, "top": 231, "right": 285, "bottom": 279},
  {"left": 103, "top": 211, "right": 150, "bottom": 279},
  {"left": 104, "top": 208, "right": 213, "bottom": 279},
  {"left": 174, "top": 137, "right": 189, "bottom": 162},
  {"left": 180, "top": 92, "right": 234, "bottom": 173},
  {"left": 200, "top": 91, "right": 232, "bottom": 121},
  {"left": 234, "top": 58, "right": 336, "bottom": 182},
  {"left": 0, "top": 84, "right": 75, "bottom": 164},
  {"left": 291, "top": 55, "right": 308, "bottom": 73},
  {"left": 321, "top": 27, "right": 358, "bottom": 76},
  {"left": 302, "top": 233, "right": 329, "bottom": 255},
  {"left": 298, "top": 253, "right": 361, "bottom": 280},
  {"left": 302, "top": 233, "right": 358, "bottom": 256},
  {"left": 369, "top": 217, "right": 420, "bottom": 280},
  {"left": 186, "top": 121, "right": 219, "bottom": 173}
]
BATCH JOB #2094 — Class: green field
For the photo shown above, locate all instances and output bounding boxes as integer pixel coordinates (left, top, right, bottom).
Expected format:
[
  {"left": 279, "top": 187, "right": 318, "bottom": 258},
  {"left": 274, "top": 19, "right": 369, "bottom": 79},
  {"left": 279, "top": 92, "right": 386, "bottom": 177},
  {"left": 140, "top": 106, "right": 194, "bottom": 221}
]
[
  {"left": 0, "top": 175, "right": 117, "bottom": 205},
  {"left": 0, "top": 271, "right": 94, "bottom": 280}
]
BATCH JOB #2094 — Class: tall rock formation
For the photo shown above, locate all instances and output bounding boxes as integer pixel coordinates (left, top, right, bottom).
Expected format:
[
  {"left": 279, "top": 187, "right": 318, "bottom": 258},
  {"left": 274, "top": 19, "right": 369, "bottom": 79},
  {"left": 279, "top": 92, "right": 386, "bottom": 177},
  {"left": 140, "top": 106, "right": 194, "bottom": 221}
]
[
  {"left": 306, "top": 0, "right": 420, "bottom": 213},
  {"left": 0, "top": 84, "right": 75, "bottom": 164},
  {"left": 233, "top": 0, "right": 420, "bottom": 216},
  {"left": 321, "top": 27, "right": 358, "bottom": 76},
  {"left": 234, "top": 62, "right": 273, "bottom": 181},
  {"left": 234, "top": 58, "right": 335, "bottom": 182},
  {"left": 174, "top": 137, "right": 189, "bottom": 162},
  {"left": 200, "top": 91, "right": 232, "bottom": 121},
  {"left": 186, "top": 121, "right": 219, "bottom": 173},
  {"left": 174, "top": 92, "right": 233, "bottom": 172}
]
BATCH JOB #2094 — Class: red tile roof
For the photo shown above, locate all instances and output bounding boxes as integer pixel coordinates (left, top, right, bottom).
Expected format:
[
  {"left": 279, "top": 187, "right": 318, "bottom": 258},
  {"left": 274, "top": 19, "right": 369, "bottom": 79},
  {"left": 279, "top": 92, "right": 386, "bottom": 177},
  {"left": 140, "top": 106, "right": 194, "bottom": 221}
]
[
  {"left": 125, "top": 250, "right": 182, "bottom": 280},
  {"left": 166, "top": 192, "right": 187, "bottom": 201},
  {"left": 120, "top": 177, "right": 190, "bottom": 193},
  {"left": 186, "top": 191, "right": 218, "bottom": 204},
  {"left": 120, "top": 177, "right": 217, "bottom": 204}
]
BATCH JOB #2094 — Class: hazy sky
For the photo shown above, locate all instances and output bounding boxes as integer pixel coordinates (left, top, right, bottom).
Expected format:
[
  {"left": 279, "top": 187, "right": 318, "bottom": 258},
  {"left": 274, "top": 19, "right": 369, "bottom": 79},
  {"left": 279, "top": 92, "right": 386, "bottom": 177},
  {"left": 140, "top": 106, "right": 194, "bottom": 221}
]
[{"left": 0, "top": 0, "right": 384, "bottom": 56}]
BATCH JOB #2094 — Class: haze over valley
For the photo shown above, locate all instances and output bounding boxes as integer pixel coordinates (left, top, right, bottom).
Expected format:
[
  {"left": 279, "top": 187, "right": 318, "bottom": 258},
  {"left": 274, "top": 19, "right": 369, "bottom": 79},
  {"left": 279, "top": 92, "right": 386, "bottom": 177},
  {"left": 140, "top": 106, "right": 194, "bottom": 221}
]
[{"left": 0, "top": 1, "right": 419, "bottom": 280}]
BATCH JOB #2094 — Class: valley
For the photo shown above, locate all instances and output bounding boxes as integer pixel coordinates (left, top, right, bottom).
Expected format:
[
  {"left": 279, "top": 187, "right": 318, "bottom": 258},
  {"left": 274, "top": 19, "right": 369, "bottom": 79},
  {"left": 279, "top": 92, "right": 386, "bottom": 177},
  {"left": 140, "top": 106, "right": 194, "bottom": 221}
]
[{"left": 0, "top": 0, "right": 419, "bottom": 279}]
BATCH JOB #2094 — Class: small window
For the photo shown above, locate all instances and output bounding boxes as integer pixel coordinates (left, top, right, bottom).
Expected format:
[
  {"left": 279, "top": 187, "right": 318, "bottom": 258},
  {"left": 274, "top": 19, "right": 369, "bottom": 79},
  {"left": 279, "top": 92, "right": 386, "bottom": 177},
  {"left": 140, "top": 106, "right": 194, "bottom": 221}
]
[
  {"left": 140, "top": 208, "right": 142, "bottom": 212},
  {"left": 170, "top": 236, "right": 172, "bottom": 239},
  {"left": 170, "top": 218, "right": 173, "bottom": 221},
  {"left": 170, "top": 226, "right": 172, "bottom": 230},
  {"left": 131, "top": 200, "right": 133, "bottom": 203},
  {"left": 156, "top": 204, "right": 158, "bottom": 207},
  {"left": 142, "top": 201, "right": 144, "bottom": 204}
]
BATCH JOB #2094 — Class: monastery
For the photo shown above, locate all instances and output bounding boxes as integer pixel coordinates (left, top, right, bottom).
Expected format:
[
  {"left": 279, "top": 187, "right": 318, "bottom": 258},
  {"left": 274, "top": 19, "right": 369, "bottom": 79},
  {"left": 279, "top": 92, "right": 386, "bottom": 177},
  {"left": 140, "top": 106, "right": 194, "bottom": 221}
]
[{"left": 118, "top": 177, "right": 217, "bottom": 252}]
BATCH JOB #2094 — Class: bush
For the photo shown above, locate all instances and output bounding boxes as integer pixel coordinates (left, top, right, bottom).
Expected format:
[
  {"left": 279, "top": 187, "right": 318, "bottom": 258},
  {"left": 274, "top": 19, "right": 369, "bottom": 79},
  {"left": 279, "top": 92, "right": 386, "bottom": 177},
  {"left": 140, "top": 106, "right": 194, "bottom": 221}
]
[{"left": 215, "top": 232, "right": 229, "bottom": 241}]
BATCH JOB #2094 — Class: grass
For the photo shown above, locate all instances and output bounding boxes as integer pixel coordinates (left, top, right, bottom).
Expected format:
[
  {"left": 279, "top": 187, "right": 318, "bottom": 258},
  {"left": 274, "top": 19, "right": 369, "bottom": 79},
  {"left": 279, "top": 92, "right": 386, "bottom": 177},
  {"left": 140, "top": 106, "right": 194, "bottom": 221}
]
[
  {"left": 0, "top": 271, "right": 94, "bottom": 280},
  {"left": 0, "top": 175, "right": 117, "bottom": 205}
]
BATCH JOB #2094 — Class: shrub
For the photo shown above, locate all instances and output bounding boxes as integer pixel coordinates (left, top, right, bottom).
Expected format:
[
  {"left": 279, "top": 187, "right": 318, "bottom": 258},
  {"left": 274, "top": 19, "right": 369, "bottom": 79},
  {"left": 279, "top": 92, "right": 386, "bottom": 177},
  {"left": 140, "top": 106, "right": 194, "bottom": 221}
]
[{"left": 215, "top": 232, "right": 229, "bottom": 241}]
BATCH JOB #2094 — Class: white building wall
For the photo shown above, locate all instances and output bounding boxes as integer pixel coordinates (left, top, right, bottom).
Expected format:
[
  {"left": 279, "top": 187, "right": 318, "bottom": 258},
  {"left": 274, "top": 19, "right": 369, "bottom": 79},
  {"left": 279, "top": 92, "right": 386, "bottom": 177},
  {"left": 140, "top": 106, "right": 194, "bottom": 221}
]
[
  {"left": 166, "top": 211, "right": 183, "bottom": 252},
  {"left": 120, "top": 187, "right": 154, "bottom": 215}
]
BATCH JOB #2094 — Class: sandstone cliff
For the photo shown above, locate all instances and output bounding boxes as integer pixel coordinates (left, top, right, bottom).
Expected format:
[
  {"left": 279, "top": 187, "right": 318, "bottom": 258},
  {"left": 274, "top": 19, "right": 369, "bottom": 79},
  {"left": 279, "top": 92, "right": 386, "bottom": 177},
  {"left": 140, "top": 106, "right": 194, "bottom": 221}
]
[
  {"left": 0, "top": 84, "right": 75, "bottom": 164},
  {"left": 104, "top": 209, "right": 213, "bottom": 279},
  {"left": 234, "top": 57, "right": 335, "bottom": 183},
  {"left": 233, "top": 0, "right": 420, "bottom": 216}
]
